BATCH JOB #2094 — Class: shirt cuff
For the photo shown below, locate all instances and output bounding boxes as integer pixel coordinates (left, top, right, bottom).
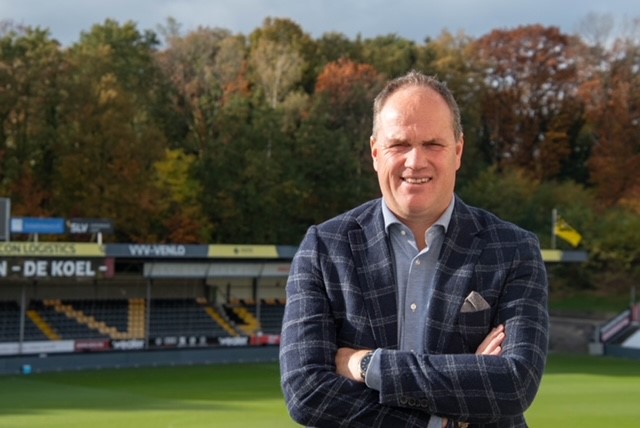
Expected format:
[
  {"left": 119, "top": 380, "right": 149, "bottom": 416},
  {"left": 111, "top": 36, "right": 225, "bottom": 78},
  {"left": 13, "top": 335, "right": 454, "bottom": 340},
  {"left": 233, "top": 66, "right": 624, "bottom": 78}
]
[
  {"left": 364, "top": 348, "right": 382, "bottom": 390},
  {"left": 427, "top": 416, "right": 444, "bottom": 428}
]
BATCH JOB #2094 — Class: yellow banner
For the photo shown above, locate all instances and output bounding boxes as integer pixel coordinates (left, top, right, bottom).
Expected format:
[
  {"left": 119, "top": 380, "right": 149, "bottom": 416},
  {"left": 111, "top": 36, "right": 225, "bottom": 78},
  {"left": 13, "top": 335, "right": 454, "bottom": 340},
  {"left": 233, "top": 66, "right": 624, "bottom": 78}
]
[
  {"left": 208, "top": 245, "right": 279, "bottom": 258},
  {"left": 554, "top": 217, "right": 582, "bottom": 248},
  {"left": 0, "top": 242, "right": 105, "bottom": 257}
]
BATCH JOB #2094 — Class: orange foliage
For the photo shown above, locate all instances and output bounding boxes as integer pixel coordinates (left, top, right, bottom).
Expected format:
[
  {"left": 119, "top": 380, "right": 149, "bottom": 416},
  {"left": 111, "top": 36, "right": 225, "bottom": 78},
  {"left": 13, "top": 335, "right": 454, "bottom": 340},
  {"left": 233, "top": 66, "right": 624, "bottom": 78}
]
[{"left": 315, "top": 59, "right": 382, "bottom": 107}]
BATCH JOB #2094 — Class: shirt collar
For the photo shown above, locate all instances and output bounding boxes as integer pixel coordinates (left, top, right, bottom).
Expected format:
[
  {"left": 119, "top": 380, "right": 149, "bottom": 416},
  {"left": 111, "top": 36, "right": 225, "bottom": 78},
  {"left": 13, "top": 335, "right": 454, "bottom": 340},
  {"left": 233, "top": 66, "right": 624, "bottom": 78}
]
[{"left": 381, "top": 196, "right": 455, "bottom": 235}]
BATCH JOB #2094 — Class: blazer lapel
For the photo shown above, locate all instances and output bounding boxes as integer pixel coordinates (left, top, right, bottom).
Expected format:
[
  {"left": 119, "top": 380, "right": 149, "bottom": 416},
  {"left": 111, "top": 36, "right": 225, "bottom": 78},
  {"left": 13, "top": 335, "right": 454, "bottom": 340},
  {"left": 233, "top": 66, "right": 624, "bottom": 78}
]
[
  {"left": 426, "top": 197, "right": 487, "bottom": 352},
  {"left": 349, "top": 201, "right": 398, "bottom": 349}
]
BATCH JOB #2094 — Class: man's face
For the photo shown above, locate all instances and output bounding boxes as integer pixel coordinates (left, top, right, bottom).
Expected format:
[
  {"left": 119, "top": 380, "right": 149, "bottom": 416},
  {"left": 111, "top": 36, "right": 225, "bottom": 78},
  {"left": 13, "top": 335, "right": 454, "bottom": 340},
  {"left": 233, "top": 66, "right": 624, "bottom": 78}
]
[{"left": 371, "top": 85, "right": 463, "bottom": 228}]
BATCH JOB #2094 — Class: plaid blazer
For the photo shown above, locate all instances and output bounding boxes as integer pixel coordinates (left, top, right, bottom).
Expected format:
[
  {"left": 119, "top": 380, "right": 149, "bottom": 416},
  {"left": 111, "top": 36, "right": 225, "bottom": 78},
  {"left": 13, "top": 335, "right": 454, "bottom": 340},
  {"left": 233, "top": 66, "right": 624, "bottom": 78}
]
[{"left": 280, "top": 196, "right": 549, "bottom": 427}]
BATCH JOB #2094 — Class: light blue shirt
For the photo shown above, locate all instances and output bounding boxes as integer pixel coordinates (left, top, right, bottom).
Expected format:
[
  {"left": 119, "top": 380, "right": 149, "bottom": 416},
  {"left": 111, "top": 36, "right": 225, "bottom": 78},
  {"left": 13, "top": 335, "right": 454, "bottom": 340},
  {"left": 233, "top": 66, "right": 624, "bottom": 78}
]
[{"left": 365, "top": 197, "right": 454, "bottom": 427}]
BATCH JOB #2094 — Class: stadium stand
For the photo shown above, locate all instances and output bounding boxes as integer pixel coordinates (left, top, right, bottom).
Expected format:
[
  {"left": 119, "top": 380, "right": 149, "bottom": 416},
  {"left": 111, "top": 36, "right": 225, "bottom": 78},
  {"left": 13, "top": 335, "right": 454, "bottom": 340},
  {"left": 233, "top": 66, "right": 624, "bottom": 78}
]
[
  {"left": 148, "top": 298, "right": 234, "bottom": 338},
  {"left": 0, "top": 297, "right": 287, "bottom": 344},
  {"left": 0, "top": 300, "right": 48, "bottom": 342}
]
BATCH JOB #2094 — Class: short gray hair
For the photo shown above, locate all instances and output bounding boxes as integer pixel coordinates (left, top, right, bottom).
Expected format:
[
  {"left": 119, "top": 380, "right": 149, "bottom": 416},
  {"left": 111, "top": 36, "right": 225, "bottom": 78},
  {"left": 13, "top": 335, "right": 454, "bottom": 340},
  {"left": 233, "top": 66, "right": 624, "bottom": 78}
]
[{"left": 372, "top": 70, "right": 463, "bottom": 141}]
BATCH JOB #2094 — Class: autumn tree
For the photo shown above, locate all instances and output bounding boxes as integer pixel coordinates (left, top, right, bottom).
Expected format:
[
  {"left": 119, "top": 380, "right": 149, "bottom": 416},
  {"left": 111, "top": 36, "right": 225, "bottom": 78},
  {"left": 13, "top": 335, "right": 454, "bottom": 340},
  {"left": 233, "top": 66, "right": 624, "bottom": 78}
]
[
  {"left": 52, "top": 19, "right": 168, "bottom": 242},
  {"left": 580, "top": 31, "right": 640, "bottom": 209},
  {"left": 314, "top": 58, "right": 383, "bottom": 177},
  {"left": 471, "top": 25, "right": 587, "bottom": 181},
  {"left": 153, "top": 148, "right": 212, "bottom": 242},
  {"left": 312, "top": 32, "right": 359, "bottom": 73},
  {"left": 156, "top": 20, "right": 247, "bottom": 154},
  {"left": 0, "top": 22, "right": 64, "bottom": 215}
]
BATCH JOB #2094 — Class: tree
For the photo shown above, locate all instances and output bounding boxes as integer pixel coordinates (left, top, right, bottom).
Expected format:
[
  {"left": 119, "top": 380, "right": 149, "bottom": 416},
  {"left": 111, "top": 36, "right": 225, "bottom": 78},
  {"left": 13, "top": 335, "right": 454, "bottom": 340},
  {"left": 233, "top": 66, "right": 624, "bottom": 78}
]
[
  {"left": 0, "top": 23, "right": 63, "bottom": 215},
  {"left": 52, "top": 19, "right": 168, "bottom": 242},
  {"left": 314, "top": 58, "right": 384, "bottom": 190},
  {"left": 418, "top": 30, "right": 487, "bottom": 186},
  {"left": 360, "top": 34, "right": 417, "bottom": 78},
  {"left": 248, "top": 18, "right": 311, "bottom": 109},
  {"left": 153, "top": 149, "right": 212, "bottom": 242},
  {"left": 581, "top": 33, "right": 640, "bottom": 209},
  {"left": 249, "top": 38, "right": 305, "bottom": 109},
  {"left": 470, "top": 25, "right": 587, "bottom": 181},
  {"left": 155, "top": 22, "right": 247, "bottom": 154}
]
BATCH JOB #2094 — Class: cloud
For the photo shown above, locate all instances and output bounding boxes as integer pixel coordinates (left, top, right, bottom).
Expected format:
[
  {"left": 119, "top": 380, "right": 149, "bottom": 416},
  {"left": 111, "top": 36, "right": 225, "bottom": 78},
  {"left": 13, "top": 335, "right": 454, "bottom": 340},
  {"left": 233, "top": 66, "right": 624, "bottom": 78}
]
[{"left": 1, "top": 0, "right": 639, "bottom": 46}]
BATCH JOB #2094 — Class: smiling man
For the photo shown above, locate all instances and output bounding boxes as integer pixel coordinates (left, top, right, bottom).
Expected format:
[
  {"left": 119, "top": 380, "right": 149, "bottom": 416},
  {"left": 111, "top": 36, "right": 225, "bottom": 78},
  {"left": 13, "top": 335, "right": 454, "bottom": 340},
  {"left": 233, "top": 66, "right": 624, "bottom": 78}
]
[{"left": 280, "top": 70, "right": 549, "bottom": 427}]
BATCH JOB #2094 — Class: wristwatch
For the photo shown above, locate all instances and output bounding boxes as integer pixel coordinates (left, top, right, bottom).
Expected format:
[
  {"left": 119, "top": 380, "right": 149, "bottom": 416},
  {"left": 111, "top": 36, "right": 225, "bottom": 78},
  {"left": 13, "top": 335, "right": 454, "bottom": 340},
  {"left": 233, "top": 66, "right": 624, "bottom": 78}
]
[{"left": 359, "top": 350, "right": 374, "bottom": 380}]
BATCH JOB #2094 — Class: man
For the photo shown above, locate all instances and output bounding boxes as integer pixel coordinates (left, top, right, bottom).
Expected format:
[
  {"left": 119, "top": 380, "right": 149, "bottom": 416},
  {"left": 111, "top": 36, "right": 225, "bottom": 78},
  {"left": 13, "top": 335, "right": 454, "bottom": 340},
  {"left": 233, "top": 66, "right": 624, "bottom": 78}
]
[{"left": 279, "top": 70, "right": 548, "bottom": 427}]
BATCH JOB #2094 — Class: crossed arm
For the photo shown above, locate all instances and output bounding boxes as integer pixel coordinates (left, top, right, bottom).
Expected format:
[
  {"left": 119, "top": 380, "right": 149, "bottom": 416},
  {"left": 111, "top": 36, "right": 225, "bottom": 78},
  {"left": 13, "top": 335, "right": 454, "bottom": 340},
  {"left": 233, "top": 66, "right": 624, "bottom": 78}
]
[
  {"left": 335, "top": 324, "right": 506, "bottom": 381},
  {"left": 335, "top": 325, "right": 506, "bottom": 428}
]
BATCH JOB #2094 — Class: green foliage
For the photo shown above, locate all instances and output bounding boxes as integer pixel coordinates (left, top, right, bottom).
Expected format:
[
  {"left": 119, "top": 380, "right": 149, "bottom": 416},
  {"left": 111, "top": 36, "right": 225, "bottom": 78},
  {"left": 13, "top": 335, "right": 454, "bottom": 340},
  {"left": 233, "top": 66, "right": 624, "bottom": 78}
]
[
  {"left": 587, "top": 209, "right": 640, "bottom": 278},
  {"left": 360, "top": 34, "right": 418, "bottom": 78},
  {"left": 458, "top": 167, "right": 542, "bottom": 233}
]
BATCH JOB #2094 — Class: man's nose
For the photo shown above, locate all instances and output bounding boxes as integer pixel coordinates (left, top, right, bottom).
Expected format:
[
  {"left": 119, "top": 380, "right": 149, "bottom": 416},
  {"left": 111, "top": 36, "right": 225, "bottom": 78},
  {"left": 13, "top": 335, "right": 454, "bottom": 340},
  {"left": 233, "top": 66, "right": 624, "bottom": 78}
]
[{"left": 405, "top": 146, "right": 427, "bottom": 168}]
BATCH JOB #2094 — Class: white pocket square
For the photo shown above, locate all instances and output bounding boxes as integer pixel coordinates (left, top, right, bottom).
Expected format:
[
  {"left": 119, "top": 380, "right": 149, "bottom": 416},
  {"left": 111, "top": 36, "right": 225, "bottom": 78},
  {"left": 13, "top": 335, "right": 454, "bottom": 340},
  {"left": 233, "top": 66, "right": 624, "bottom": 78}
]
[{"left": 461, "top": 291, "right": 491, "bottom": 313}]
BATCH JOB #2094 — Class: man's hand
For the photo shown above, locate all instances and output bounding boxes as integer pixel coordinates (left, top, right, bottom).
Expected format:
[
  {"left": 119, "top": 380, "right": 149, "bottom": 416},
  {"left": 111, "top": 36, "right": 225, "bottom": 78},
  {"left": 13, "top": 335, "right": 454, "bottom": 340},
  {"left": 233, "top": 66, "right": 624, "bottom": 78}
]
[
  {"left": 335, "top": 348, "right": 371, "bottom": 382},
  {"left": 476, "top": 324, "right": 505, "bottom": 356}
]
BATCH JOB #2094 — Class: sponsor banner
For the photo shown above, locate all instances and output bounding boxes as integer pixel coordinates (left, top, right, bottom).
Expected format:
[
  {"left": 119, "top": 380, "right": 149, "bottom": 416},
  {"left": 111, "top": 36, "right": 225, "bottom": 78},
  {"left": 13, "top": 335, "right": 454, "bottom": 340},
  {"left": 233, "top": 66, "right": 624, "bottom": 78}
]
[
  {"left": 152, "top": 335, "right": 210, "bottom": 348},
  {"left": 0, "top": 342, "right": 19, "bottom": 356},
  {"left": 208, "top": 245, "right": 279, "bottom": 259},
  {"left": 0, "top": 340, "right": 75, "bottom": 355},
  {"left": 0, "top": 242, "right": 104, "bottom": 257},
  {"left": 106, "top": 244, "right": 209, "bottom": 258},
  {"left": 75, "top": 339, "right": 111, "bottom": 352},
  {"left": 0, "top": 259, "right": 112, "bottom": 279},
  {"left": 111, "top": 339, "right": 145, "bottom": 351},
  {"left": 218, "top": 336, "right": 250, "bottom": 347},
  {"left": 11, "top": 217, "right": 65, "bottom": 234},
  {"left": 249, "top": 334, "right": 281, "bottom": 346},
  {"left": 67, "top": 218, "right": 114, "bottom": 234}
]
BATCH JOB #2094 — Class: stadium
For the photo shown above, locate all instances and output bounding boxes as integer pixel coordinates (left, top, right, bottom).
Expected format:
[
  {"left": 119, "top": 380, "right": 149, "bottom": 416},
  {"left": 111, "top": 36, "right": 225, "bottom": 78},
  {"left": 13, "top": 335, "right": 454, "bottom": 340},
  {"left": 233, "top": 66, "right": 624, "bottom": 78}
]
[
  {"left": 0, "top": 237, "right": 293, "bottom": 374},
  {"left": 1, "top": 215, "right": 640, "bottom": 427},
  {"left": 1, "top": 209, "right": 640, "bottom": 372}
]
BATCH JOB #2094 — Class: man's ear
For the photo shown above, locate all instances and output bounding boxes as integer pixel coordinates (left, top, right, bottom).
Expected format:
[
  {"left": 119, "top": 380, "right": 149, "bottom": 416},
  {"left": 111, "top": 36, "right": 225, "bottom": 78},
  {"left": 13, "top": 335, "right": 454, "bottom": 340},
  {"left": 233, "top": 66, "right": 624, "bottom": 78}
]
[
  {"left": 370, "top": 136, "right": 379, "bottom": 171},
  {"left": 455, "top": 134, "right": 464, "bottom": 171}
]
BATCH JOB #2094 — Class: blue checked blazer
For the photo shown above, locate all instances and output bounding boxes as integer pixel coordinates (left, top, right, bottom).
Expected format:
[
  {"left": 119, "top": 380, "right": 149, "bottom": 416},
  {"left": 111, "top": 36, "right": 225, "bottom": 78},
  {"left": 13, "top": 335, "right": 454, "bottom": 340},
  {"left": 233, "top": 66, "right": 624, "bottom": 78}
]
[{"left": 280, "top": 196, "right": 549, "bottom": 427}]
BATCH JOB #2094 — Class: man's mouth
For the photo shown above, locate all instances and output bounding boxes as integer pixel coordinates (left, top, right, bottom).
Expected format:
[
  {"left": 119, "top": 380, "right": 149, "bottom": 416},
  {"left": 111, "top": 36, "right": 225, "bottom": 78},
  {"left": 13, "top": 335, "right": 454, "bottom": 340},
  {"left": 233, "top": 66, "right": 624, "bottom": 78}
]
[{"left": 402, "top": 177, "right": 431, "bottom": 184}]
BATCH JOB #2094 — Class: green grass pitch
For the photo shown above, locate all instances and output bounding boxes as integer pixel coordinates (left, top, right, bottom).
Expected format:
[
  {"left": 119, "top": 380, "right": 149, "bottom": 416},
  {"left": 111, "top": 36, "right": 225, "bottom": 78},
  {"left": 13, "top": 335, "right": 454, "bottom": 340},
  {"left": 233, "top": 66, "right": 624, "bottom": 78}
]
[{"left": 0, "top": 353, "right": 638, "bottom": 427}]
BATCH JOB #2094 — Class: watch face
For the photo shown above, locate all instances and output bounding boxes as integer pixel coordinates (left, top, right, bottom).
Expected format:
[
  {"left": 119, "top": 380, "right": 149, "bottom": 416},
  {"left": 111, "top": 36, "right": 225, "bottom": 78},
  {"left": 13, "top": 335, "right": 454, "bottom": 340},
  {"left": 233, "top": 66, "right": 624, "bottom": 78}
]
[{"left": 360, "top": 351, "right": 373, "bottom": 379}]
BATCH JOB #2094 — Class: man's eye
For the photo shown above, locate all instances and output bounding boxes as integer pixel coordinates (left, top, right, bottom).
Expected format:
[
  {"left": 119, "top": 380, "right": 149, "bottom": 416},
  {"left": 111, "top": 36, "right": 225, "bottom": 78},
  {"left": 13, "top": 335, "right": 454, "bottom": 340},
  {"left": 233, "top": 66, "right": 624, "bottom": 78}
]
[
  {"left": 425, "top": 143, "right": 445, "bottom": 150},
  {"left": 389, "top": 143, "right": 408, "bottom": 149}
]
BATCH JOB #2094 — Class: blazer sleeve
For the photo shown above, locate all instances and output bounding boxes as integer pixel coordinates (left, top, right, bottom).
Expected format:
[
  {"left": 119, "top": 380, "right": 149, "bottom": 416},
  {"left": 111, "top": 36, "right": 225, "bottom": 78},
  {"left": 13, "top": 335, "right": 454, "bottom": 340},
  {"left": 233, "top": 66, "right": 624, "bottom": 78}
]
[
  {"left": 279, "top": 225, "right": 434, "bottom": 427},
  {"left": 376, "top": 230, "right": 549, "bottom": 426}
]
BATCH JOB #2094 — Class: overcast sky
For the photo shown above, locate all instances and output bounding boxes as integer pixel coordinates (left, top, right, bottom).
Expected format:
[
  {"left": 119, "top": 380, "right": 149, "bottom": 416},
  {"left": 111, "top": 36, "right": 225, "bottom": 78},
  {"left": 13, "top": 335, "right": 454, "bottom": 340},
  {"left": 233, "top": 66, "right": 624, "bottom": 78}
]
[{"left": 2, "top": 0, "right": 640, "bottom": 45}]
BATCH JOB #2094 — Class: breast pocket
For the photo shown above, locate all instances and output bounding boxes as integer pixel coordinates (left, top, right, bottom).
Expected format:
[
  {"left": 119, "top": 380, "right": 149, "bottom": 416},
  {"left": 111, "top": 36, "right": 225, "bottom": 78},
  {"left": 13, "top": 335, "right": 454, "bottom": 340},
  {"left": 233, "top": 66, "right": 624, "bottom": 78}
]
[{"left": 458, "top": 308, "right": 493, "bottom": 353}]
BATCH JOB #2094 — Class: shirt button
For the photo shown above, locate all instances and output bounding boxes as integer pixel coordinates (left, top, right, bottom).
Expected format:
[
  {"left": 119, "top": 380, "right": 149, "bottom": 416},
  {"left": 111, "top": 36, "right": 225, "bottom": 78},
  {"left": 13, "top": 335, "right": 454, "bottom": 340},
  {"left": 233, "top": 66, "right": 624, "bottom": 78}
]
[
  {"left": 415, "top": 260, "right": 421, "bottom": 265},
  {"left": 401, "top": 230, "right": 406, "bottom": 236},
  {"left": 410, "top": 303, "right": 417, "bottom": 312}
]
